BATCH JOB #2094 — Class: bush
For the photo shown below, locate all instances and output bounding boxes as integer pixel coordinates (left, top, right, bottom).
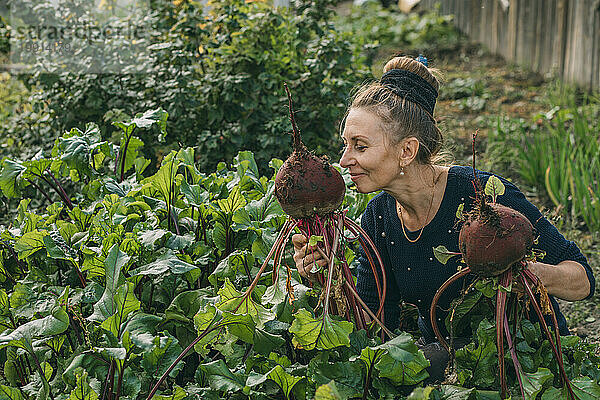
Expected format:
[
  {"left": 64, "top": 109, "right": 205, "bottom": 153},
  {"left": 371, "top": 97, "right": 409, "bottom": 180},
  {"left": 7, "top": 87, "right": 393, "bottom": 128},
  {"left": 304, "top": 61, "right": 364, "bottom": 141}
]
[{"left": 3, "top": 0, "right": 370, "bottom": 174}]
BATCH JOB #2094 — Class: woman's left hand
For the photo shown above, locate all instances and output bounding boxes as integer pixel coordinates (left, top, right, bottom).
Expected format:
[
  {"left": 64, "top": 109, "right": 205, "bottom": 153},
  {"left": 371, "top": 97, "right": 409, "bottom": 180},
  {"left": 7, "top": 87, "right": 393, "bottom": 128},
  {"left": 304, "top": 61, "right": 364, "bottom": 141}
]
[{"left": 517, "top": 260, "right": 590, "bottom": 301}]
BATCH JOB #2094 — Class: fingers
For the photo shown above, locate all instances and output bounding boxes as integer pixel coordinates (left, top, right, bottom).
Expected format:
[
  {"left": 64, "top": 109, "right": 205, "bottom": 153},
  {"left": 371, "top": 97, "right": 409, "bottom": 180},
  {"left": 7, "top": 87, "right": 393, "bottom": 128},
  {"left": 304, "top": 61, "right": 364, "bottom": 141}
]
[
  {"left": 291, "top": 234, "right": 307, "bottom": 249},
  {"left": 292, "top": 234, "right": 328, "bottom": 281}
]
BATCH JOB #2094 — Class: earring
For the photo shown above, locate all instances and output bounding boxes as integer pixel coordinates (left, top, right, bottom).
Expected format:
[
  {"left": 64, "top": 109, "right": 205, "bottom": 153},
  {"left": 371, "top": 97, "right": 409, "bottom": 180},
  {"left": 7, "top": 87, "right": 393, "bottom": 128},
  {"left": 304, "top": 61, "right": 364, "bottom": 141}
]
[{"left": 400, "top": 166, "right": 405, "bottom": 176}]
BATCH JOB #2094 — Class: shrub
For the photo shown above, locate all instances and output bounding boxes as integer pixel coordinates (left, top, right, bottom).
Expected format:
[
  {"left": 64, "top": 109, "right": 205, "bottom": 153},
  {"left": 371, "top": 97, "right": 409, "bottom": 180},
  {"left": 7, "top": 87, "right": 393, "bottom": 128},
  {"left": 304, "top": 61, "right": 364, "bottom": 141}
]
[{"left": 3, "top": 0, "right": 371, "bottom": 174}]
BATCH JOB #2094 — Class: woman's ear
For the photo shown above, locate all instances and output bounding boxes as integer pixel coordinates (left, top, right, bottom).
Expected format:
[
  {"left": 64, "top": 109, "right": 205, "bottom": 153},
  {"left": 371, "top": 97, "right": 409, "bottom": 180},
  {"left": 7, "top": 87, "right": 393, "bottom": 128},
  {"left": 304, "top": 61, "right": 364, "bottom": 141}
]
[{"left": 398, "top": 137, "right": 420, "bottom": 166}]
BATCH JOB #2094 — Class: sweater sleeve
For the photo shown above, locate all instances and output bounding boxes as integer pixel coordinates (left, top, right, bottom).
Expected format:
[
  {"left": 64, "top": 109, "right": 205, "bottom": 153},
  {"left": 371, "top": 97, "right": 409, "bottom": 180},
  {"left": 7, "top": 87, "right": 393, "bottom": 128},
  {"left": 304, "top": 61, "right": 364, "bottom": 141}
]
[
  {"left": 488, "top": 174, "right": 596, "bottom": 300},
  {"left": 355, "top": 200, "right": 403, "bottom": 331}
]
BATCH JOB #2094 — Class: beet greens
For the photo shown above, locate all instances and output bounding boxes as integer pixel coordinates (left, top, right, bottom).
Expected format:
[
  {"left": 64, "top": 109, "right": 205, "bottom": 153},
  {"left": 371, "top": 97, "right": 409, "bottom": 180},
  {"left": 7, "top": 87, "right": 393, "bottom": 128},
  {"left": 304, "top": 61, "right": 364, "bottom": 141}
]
[{"left": 147, "top": 86, "right": 391, "bottom": 399}]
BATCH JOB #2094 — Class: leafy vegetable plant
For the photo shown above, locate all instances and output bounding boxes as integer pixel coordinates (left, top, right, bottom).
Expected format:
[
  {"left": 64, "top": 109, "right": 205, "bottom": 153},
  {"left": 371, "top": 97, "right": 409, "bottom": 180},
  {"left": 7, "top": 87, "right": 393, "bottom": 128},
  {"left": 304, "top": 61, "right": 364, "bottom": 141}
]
[{"left": 0, "top": 109, "right": 436, "bottom": 400}]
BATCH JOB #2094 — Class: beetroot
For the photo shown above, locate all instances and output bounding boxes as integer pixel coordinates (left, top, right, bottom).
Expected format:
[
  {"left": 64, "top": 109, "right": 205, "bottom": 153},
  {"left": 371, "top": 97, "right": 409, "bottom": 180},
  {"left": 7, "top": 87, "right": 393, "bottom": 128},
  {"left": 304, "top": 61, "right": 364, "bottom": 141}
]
[
  {"left": 275, "top": 148, "right": 345, "bottom": 218},
  {"left": 274, "top": 89, "right": 345, "bottom": 219},
  {"left": 458, "top": 202, "right": 534, "bottom": 277}
]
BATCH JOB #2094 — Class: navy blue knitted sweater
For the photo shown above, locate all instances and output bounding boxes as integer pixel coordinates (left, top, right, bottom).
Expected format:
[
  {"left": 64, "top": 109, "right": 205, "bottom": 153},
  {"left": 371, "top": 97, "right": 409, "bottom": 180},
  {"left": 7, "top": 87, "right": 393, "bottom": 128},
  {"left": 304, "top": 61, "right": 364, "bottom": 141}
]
[{"left": 356, "top": 166, "right": 595, "bottom": 343}]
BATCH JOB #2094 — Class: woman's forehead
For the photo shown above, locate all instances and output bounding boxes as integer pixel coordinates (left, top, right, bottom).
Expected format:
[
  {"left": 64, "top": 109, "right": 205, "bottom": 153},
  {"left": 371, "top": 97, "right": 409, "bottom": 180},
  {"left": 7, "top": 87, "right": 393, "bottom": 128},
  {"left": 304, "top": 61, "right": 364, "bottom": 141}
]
[{"left": 342, "top": 108, "right": 387, "bottom": 141}]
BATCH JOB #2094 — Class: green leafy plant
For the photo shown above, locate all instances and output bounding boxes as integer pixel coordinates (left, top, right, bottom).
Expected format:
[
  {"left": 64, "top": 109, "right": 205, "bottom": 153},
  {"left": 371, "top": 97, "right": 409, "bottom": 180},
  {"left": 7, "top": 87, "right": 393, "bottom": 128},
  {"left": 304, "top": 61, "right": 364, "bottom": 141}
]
[
  {"left": 485, "top": 91, "right": 600, "bottom": 232},
  {"left": 0, "top": 110, "right": 449, "bottom": 400},
  {"left": 2, "top": 0, "right": 371, "bottom": 177}
]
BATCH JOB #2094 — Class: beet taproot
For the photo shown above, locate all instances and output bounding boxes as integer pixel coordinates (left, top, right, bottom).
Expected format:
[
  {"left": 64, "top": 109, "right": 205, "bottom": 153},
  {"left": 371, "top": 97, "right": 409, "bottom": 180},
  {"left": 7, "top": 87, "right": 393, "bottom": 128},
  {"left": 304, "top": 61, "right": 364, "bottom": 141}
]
[
  {"left": 274, "top": 85, "right": 345, "bottom": 219},
  {"left": 459, "top": 200, "right": 534, "bottom": 277},
  {"left": 275, "top": 149, "right": 345, "bottom": 219}
]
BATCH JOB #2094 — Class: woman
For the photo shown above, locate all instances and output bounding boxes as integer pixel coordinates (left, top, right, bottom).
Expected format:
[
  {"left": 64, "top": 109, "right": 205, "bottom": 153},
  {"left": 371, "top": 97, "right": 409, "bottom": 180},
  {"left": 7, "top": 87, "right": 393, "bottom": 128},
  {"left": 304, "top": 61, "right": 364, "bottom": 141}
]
[{"left": 292, "top": 55, "right": 595, "bottom": 379}]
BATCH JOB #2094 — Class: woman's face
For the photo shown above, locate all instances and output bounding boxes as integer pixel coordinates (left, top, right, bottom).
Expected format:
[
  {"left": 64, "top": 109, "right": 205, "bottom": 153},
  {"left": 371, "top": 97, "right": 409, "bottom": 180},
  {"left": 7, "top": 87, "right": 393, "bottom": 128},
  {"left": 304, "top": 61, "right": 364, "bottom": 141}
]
[{"left": 339, "top": 108, "right": 404, "bottom": 193}]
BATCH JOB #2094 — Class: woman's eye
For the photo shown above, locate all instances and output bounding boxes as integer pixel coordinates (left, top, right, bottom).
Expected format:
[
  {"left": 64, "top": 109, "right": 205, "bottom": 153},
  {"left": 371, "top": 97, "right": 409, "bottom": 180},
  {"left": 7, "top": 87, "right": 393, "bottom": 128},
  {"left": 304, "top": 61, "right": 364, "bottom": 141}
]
[{"left": 356, "top": 145, "right": 367, "bottom": 151}]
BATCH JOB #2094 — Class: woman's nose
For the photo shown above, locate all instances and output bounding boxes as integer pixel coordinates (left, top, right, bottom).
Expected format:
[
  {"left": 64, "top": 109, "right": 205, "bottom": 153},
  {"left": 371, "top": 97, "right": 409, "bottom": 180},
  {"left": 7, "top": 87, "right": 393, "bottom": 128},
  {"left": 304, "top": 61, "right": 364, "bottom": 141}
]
[{"left": 339, "top": 148, "right": 353, "bottom": 168}]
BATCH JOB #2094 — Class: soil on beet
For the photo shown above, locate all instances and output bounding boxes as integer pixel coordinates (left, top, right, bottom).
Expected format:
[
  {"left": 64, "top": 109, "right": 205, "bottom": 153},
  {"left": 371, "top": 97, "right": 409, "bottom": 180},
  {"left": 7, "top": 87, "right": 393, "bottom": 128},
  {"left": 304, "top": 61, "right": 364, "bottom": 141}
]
[
  {"left": 459, "top": 203, "right": 534, "bottom": 277},
  {"left": 336, "top": 2, "right": 600, "bottom": 343},
  {"left": 275, "top": 148, "right": 346, "bottom": 219}
]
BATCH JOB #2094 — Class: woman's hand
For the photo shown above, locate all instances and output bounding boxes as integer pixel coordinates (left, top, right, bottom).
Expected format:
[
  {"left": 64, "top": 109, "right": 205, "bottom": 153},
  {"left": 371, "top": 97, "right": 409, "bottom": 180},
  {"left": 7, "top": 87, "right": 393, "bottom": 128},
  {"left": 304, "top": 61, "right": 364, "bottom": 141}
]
[
  {"left": 292, "top": 234, "right": 328, "bottom": 282},
  {"left": 525, "top": 260, "right": 591, "bottom": 301}
]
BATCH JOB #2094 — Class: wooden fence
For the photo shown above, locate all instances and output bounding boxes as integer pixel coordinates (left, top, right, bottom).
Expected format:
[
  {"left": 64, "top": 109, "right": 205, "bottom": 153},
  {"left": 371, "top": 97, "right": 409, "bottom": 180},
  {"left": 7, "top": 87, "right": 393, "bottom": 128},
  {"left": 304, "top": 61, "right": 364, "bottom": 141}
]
[{"left": 417, "top": 0, "right": 600, "bottom": 90}]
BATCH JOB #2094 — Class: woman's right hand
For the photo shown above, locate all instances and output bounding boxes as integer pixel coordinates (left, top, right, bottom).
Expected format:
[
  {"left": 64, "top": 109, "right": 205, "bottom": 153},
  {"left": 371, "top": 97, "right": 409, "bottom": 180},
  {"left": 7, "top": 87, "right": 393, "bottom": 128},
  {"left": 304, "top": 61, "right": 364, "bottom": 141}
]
[{"left": 292, "top": 234, "right": 328, "bottom": 282}]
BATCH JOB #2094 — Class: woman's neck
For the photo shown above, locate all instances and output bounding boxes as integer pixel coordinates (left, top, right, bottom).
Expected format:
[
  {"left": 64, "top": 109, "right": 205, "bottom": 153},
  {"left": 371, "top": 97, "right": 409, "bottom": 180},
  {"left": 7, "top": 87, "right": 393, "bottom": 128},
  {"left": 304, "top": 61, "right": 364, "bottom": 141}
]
[{"left": 387, "top": 165, "right": 448, "bottom": 230}]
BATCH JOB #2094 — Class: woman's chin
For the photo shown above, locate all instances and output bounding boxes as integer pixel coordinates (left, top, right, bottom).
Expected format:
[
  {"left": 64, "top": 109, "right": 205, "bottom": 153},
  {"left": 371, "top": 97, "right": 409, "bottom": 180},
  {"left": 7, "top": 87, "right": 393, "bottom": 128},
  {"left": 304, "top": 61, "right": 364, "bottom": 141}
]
[{"left": 354, "top": 183, "right": 374, "bottom": 194}]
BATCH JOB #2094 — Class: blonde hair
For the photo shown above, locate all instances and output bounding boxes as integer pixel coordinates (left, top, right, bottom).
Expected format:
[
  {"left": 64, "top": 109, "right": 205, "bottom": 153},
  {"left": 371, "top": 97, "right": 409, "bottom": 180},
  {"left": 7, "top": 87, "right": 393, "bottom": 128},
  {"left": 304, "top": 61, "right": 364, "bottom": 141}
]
[{"left": 348, "top": 55, "right": 444, "bottom": 165}]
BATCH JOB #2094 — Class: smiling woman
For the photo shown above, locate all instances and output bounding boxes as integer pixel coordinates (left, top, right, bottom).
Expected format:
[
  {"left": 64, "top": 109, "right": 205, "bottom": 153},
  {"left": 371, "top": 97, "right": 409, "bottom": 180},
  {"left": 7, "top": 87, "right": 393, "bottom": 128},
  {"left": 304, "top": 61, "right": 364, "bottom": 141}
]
[{"left": 292, "top": 54, "right": 595, "bottom": 385}]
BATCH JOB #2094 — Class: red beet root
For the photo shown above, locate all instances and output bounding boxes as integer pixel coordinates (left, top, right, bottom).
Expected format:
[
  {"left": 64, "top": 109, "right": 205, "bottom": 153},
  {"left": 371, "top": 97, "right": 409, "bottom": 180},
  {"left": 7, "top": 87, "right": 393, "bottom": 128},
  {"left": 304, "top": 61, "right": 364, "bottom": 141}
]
[
  {"left": 275, "top": 149, "right": 345, "bottom": 219},
  {"left": 274, "top": 87, "right": 345, "bottom": 219},
  {"left": 458, "top": 202, "right": 534, "bottom": 277}
]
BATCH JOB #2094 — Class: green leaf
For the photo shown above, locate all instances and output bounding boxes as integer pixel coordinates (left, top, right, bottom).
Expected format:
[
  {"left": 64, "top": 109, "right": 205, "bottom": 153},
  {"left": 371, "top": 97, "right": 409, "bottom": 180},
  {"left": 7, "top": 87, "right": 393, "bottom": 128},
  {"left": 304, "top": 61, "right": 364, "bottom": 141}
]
[
  {"left": 68, "top": 371, "right": 99, "bottom": 400},
  {"left": 165, "top": 289, "right": 212, "bottom": 324},
  {"left": 193, "top": 304, "right": 222, "bottom": 356},
  {"left": 122, "top": 313, "right": 162, "bottom": 351},
  {"left": 437, "top": 385, "right": 476, "bottom": 399},
  {"left": 129, "top": 249, "right": 198, "bottom": 276},
  {"left": 0, "top": 306, "right": 69, "bottom": 349},
  {"left": 406, "top": 386, "right": 435, "bottom": 399},
  {"left": 253, "top": 328, "right": 285, "bottom": 355},
  {"left": 0, "top": 290, "right": 8, "bottom": 316},
  {"left": 568, "top": 376, "right": 600, "bottom": 400},
  {"left": 375, "top": 333, "right": 430, "bottom": 385},
  {"left": 310, "top": 359, "right": 364, "bottom": 399},
  {"left": 62, "top": 353, "right": 108, "bottom": 388},
  {"left": 115, "top": 108, "right": 168, "bottom": 135},
  {"left": 222, "top": 311, "right": 255, "bottom": 344},
  {"left": 88, "top": 244, "right": 129, "bottom": 322},
  {"left": 265, "top": 365, "right": 304, "bottom": 400},
  {"left": 121, "top": 136, "right": 144, "bottom": 178},
  {"left": 216, "top": 279, "right": 274, "bottom": 329},
  {"left": 14, "top": 230, "right": 47, "bottom": 259},
  {"left": 44, "top": 230, "right": 77, "bottom": 260},
  {"left": 0, "top": 159, "right": 26, "bottom": 198},
  {"left": 152, "top": 386, "right": 188, "bottom": 400},
  {"left": 474, "top": 279, "right": 497, "bottom": 298},
  {"left": 455, "top": 319, "right": 497, "bottom": 387},
  {"left": 433, "top": 245, "right": 460, "bottom": 265},
  {"left": 217, "top": 186, "right": 246, "bottom": 214},
  {"left": 147, "top": 151, "right": 180, "bottom": 205},
  {"left": 308, "top": 235, "right": 323, "bottom": 247},
  {"left": 519, "top": 367, "right": 553, "bottom": 399},
  {"left": 142, "top": 333, "right": 183, "bottom": 379},
  {"left": 484, "top": 176, "right": 505, "bottom": 202},
  {"left": 445, "top": 290, "right": 482, "bottom": 335},
  {"left": 181, "top": 180, "right": 209, "bottom": 207},
  {"left": 100, "top": 282, "right": 141, "bottom": 338},
  {"left": 137, "top": 229, "right": 170, "bottom": 249},
  {"left": 314, "top": 381, "right": 342, "bottom": 400},
  {"left": 201, "top": 359, "right": 245, "bottom": 393},
  {"left": 0, "top": 385, "right": 25, "bottom": 400},
  {"left": 209, "top": 250, "right": 254, "bottom": 286},
  {"left": 289, "top": 309, "right": 353, "bottom": 351},
  {"left": 233, "top": 151, "right": 262, "bottom": 191},
  {"left": 456, "top": 203, "right": 465, "bottom": 221}
]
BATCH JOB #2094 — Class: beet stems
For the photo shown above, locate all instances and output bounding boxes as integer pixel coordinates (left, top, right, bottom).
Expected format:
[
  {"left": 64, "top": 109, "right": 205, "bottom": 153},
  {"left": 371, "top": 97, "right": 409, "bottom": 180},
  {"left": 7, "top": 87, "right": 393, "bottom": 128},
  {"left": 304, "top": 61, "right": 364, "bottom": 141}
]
[{"left": 147, "top": 86, "right": 391, "bottom": 399}]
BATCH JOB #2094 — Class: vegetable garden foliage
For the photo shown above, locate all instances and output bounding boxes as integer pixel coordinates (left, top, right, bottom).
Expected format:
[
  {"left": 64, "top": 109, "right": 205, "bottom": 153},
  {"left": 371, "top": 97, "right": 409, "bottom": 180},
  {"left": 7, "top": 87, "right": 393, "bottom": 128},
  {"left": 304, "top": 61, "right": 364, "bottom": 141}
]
[
  {"left": 1, "top": 110, "right": 599, "bottom": 400},
  {"left": 2, "top": 0, "right": 370, "bottom": 176}
]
